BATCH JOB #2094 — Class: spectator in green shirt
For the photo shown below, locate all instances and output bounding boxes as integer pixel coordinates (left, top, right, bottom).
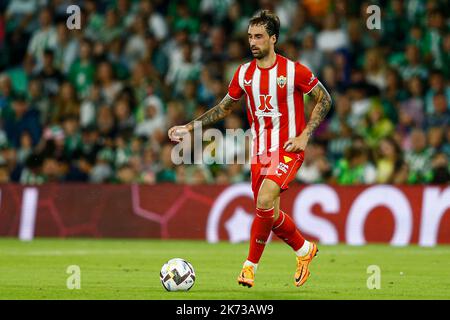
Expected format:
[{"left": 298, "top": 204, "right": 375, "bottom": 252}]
[
  {"left": 156, "top": 143, "right": 176, "bottom": 183},
  {"left": 362, "top": 102, "right": 395, "bottom": 148},
  {"left": 375, "top": 137, "right": 409, "bottom": 184},
  {"left": 405, "top": 129, "right": 433, "bottom": 183},
  {"left": 333, "top": 145, "right": 376, "bottom": 185},
  {"left": 69, "top": 38, "right": 95, "bottom": 99},
  {"left": 96, "top": 8, "right": 124, "bottom": 44}
]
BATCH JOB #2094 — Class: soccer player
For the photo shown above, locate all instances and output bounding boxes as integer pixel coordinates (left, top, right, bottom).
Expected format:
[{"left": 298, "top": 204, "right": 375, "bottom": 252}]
[{"left": 168, "top": 10, "right": 332, "bottom": 288}]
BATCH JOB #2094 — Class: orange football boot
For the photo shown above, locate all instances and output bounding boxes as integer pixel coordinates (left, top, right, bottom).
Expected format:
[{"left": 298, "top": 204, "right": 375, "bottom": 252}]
[
  {"left": 237, "top": 265, "right": 255, "bottom": 288},
  {"left": 294, "top": 242, "right": 318, "bottom": 287}
]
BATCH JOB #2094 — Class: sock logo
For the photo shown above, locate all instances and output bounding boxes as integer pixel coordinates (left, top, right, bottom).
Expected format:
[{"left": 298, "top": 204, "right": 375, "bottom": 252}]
[{"left": 256, "top": 239, "right": 266, "bottom": 245}]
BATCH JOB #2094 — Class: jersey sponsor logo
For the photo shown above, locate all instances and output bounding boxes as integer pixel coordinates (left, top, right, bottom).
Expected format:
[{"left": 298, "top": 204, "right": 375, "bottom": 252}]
[
  {"left": 276, "top": 75, "right": 287, "bottom": 88},
  {"left": 254, "top": 95, "right": 281, "bottom": 118}
]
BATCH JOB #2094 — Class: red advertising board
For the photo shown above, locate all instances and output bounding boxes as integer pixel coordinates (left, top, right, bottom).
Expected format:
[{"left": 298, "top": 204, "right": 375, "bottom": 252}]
[{"left": 0, "top": 183, "right": 449, "bottom": 246}]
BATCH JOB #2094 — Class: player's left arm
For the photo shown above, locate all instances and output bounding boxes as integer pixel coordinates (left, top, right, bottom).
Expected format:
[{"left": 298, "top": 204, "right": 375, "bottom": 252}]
[
  {"left": 284, "top": 82, "right": 332, "bottom": 152},
  {"left": 304, "top": 82, "right": 332, "bottom": 138}
]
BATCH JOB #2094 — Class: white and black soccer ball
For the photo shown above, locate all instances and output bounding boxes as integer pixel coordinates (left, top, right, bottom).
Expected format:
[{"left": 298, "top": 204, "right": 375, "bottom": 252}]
[{"left": 160, "top": 258, "right": 196, "bottom": 291}]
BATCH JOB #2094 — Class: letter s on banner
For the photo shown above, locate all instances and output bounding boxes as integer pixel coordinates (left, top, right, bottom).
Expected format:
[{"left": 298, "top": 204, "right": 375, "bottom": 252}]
[
  {"left": 346, "top": 185, "right": 412, "bottom": 246},
  {"left": 293, "top": 185, "right": 339, "bottom": 245}
]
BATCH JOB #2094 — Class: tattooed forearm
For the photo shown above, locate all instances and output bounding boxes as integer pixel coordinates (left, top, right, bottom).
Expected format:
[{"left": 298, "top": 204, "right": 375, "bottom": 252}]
[
  {"left": 186, "top": 94, "right": 236, "bottom": 130},
  {"left": 305, "top": 82, "right": 332, "bottom": 138}
]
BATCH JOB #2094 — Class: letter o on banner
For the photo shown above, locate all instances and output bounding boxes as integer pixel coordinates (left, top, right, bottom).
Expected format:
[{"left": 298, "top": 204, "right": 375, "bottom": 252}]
[{"left": 346, "top": 185, "right": 413, "bottom": 246}]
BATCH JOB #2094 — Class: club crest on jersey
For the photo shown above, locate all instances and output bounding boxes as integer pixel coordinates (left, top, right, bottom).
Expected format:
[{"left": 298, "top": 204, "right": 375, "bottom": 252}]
[
  {"left": 277, "top": 75, "right": 287, "bottom": 88},
  {"left": 255, "top": 95, "right": 281, "bottom": 118}
]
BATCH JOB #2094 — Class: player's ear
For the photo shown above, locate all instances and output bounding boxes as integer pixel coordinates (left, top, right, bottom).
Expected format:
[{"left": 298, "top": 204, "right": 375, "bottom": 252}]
[{"left": 271, "top": 34, "right": 277, "bottom": 45}]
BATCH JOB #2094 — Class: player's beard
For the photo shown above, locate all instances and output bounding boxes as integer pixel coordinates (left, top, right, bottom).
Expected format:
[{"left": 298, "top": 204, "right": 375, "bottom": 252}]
[{"left": 251, "top": 46, "right": 269, "bottom": 59}]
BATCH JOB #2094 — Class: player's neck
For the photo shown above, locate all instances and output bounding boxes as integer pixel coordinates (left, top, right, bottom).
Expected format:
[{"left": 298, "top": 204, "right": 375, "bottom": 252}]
[{"left": 256, "top": 51, "right": 277, "bottom": 69}]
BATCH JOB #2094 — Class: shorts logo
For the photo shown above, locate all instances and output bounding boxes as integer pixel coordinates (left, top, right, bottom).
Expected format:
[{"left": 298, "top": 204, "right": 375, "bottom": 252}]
[
  {"left": 277, "top": 75, "right": 287, "bottom": 88},
  {"left": 283, "top": 156, "right": 292, "bottom": 163},
  {"left": 275, "top": 162, "right": 289, "bottom": 176}
]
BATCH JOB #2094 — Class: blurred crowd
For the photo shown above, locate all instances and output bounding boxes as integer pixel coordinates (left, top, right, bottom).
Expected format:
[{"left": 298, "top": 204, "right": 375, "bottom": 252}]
[{"left": 0, "top": 0, "right": 448, "bottom": 185}]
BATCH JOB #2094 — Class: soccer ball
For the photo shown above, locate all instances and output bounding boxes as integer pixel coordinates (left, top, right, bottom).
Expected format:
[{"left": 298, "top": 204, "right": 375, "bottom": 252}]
[{"left": 160, "top": 258, "right": 196, "bottom": 291}]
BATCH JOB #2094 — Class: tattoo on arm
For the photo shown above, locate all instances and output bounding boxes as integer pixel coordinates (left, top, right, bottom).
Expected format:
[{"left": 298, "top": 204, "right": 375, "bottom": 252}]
[
  {"left": 305, "top": 82, "right": 332, "bottom": 138},
  {"left": 186, "top": 94, "right": 236, "bottom": 130}
]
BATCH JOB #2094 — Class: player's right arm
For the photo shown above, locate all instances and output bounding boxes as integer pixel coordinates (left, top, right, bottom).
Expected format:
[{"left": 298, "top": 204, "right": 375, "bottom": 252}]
[
  {"left": 168, "top": 65, "right": 245, "bottom": 143},
  {"left": 168, "top": 94, "right": 238, "bottom": 142}
]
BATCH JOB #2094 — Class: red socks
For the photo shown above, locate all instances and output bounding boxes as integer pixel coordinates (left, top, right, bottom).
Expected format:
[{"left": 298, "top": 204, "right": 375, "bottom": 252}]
[
  {"left": 247, "top": 208, "right": 306, "bottom": 264},
  {"left": 272, "top": 210, "right": 305, "bottom": 251},
  {"left": 247, "top": 207, "right": 275, "bottom": 264}
]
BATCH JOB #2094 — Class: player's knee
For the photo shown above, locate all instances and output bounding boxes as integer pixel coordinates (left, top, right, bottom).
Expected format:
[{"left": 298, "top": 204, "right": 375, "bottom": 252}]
[
  {"left": 256, "top": 192, "right": 276, "bottom": 210},
  {"left": 273, "top": 208, "right": 280, "bottom": 222}
]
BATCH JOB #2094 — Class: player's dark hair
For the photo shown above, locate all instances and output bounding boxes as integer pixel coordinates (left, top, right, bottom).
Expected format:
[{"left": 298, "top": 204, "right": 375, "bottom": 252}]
[{"left": 249, "top": 10, "right": 280, "bottom": 44}]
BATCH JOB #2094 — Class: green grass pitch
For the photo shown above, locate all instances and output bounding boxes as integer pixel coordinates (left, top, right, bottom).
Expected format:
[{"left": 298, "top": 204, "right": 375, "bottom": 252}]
[{"left": 0, "top": 238, "right": 449, "bottom": 300}]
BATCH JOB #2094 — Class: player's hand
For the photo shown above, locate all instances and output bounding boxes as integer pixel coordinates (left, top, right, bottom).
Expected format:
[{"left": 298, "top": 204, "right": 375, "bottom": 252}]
[
  {"left": 283, "top": 131, "right": 309, "bottom": 153},
  {"left": 168, "top": 125, "right": 190, "bottom": 143}
]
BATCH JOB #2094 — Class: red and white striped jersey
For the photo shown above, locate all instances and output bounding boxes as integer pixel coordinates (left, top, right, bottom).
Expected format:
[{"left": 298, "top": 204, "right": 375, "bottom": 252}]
[{"left": 228, "top": 54, "right": 319, "bottom": 156}]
